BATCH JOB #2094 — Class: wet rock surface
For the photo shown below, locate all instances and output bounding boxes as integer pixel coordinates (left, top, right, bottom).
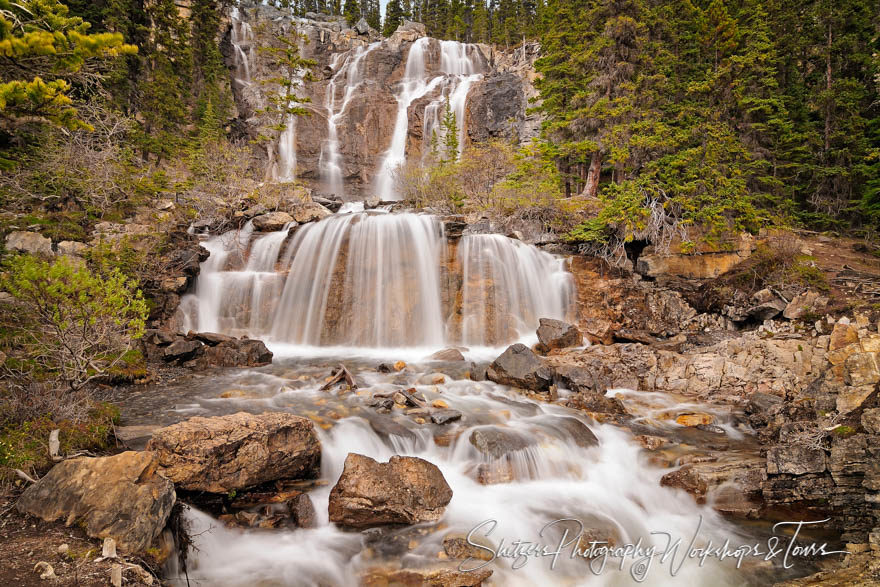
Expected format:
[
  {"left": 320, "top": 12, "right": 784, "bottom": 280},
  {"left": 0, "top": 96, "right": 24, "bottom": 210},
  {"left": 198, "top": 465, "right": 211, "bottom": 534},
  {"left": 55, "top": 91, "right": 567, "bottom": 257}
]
[
  {"left": 142, "top": 330, "right": 272, "bottom": 369},
  {"left": 486, "top": 343, "right": 553, "bottom": 391},
  {"left": 328, "top": 453, "right": 453, "bottom": 528},
  {"left": 147, "top": 412, "right": 320, "bottom": 493}
]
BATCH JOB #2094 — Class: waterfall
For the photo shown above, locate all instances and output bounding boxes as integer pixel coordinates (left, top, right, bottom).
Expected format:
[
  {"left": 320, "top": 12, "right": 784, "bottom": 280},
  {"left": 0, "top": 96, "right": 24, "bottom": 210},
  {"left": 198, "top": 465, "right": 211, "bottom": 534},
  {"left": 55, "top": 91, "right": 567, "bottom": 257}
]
[
  {"left": 274, "top": 113, "right": 298, "bottom": 182},
  {"left": 457, "top": 234, "right": 575, "bottom": 346},
  {"left": 179, "top": 213, "right": 574, "bottom": 350},
  {"left": 230, "top": 7, "right": 253, "bottom": 86},
  {"left": 320, "top": 42, "right": 381, "bottom": 197},
  {"left": 376, "top": 38, "right": 484, "bottom": 200}
]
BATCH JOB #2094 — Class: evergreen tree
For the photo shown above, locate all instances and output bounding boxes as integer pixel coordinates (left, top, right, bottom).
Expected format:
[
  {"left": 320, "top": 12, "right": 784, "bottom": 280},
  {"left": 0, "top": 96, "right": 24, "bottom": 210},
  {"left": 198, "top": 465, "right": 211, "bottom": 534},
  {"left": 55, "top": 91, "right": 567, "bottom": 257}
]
[
  {"left": 0, "top": 0, "right": 136, "bottom": 134},
  {"left": 343, "top": 0, "right": 361, "bottom": 24},
  {"left": 441, "top": 97, "right": 459, "bottom": 161},
  {"left": 383, "top": 0, "right": 406, "bottom": 35}
]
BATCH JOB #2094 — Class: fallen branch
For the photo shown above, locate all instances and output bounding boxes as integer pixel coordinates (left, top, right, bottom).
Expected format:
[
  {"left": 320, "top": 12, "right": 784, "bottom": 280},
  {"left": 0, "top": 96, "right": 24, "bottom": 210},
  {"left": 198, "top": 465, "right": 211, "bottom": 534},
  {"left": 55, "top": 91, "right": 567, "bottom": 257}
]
[
  {"left": 14, "top": 468, "right": 38, "bottom": 484},
  {"left": 320, "top": 364, "right": 357, "bottom": 391}
]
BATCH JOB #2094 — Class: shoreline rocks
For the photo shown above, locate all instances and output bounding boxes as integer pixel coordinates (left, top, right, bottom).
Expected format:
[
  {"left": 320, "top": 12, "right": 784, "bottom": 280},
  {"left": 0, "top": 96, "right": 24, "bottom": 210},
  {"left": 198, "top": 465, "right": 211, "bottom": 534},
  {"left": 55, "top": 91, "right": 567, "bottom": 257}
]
[
  {"left": 486, "top": 343, "right": 553, "bottom": 391},
  {"left": 147, "top": 412, "right": 320, "bottom": 493}
]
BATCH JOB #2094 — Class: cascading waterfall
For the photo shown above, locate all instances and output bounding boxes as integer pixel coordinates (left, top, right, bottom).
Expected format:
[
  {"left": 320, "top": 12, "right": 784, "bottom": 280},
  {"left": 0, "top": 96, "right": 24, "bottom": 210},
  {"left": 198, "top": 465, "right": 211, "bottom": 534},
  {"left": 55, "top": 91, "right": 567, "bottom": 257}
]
[
  {"left": 376, "top": 38, "right": 484, "bottom": 199},
  {"left": 179, "top": 212, "right": 574, "bottom": 350},
  {"left": 320, "top": 42, "right": 381, "bottom": 197},
  {"left": 457, "top": 234, "right": 575, "bottom": 346},
  {"left": 230, "top": 7, "right": 253, "bottom": 85}
]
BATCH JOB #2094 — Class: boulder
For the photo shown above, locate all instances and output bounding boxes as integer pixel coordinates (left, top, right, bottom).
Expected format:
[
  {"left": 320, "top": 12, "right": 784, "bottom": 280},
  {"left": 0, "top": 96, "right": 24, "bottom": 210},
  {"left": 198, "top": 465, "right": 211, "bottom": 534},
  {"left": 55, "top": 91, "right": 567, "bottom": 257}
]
[
  {"left": 431, "top": 409, "right": 463, "bottom": 425},
  {"left": 193, "top": 338, "right": 273, "bottom": 368},
  {"left": 354, "top": 17, "right": 371, "bottom": 34},
  {"left": 427, "top": 348, "right": 466, "bottom": 361},
  {"left": 291, "top": 201, "right": 333, "bottom": 224},
  {"left": 146, "top": 412, "right": 320, "bottom": 493},
  {"left": 5, "top": 231, "right": 53, "bottom": 256},
  {"left": 555, "top": 417, "right": 599, "bottom": 449},
  {"left": 57, "top": 240, "right": 88, "bottom": 257},
  {"left": 469, "top": 426, "right": 533, "bottom": 459},
  {"left": 163, "top": 339, "right": 202, "bottom": 362},
  {"left": 16, "top": 451, "right": 175, "bottom": 553},
  {"left": 251, "top": 212, "right": 294, "bottom": 232},
  {"left": 746, "top": 288, "right": 787, "bottom": 321},
  {"left": 328, "top": 454, "right": 452, "bottom": 528},
  {"left": 288, "top": 493, "right": 317, "bottom": 529},
  {"left": 486, "top": 343, "right": 553, "bottom": 391},
  {"left": 188, "top": 331, "right": 234, "bottom": 346},
  {"left": 363, "top": 566, "right": 492, "bottom": 587},
  {"left": 536, "top": 318, "right": 582, "bottom": 351}
]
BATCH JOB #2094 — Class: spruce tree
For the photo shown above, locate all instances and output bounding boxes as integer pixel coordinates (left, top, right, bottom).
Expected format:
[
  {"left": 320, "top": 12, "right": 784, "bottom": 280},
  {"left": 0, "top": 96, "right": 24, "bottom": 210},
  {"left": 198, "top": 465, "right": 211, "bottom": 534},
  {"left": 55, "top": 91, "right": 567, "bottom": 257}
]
[{"left": 383, "top": 0, "right": 406, "bottom": 35}]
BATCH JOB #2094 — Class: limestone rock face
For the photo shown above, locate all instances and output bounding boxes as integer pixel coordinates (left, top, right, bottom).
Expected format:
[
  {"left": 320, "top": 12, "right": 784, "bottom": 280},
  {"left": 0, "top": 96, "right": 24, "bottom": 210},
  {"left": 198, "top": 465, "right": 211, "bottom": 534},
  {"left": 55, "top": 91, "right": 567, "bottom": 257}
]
[
  {"left": 635, "top": 233, "right": 755, "bottom": 280},
  {"left": 328, "top": 453, "right": 452, "bottom": 528},
  {"left": 16, "top": 451, "right": 175, "bottom": 553},
  {"left": 5, "top": 231, "right": 53, "bottom": 256},
  {"left": 486, "top": 343, "right": 553, "bottom": 391},
  {"left": 147, "top": 412, "right": 320, "bottom": 493}
]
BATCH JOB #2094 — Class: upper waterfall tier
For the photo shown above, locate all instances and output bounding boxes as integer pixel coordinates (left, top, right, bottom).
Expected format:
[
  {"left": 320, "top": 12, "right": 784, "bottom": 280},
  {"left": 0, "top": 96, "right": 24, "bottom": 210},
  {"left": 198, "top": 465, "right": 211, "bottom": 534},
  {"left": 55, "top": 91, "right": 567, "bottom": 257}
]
[
  {"left": 225, "top": 5, "right": 541, "bottom": 200},
  {"left": 178, "top": 212, "right": 575, "bottom": 350}
]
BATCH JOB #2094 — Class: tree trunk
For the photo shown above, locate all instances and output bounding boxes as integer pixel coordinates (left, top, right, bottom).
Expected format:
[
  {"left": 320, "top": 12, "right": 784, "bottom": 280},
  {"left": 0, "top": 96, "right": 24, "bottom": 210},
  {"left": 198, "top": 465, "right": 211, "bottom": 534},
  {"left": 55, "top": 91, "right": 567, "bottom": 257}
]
[{"left": 579, "top": 152, "right": 601, "bottom": 198}]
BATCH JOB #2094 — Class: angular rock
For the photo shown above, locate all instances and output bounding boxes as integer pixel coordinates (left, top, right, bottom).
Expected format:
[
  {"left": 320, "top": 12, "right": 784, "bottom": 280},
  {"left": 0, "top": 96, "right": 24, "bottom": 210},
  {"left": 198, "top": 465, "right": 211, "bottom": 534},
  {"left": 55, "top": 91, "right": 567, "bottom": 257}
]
[
  {"left": 16, "top": 451, "right": 175, "bottom": 553},
  {"left": 193, "top": 338, "right": 273, "bottom": 368},
  {"left": 5, "top": 231, "right": 53, "bottom": 256},
  {"left": 783, "top": 291, "right": 826, "bottom": 320},
  {"left": 536, "top": 318, "right": 582, "bottom": 351},
  {"left": 747, "top": 289, "right": 787, "bottom": 321},
  {"left": 443, "top": 533, "right": 494, "bottom": 561},
  {"left": 251, "top": 212, "right": 294, "bottom": 232},
  {"left": 288, "top": 493, "right": 317, "bottom": 529},
  {"left": 844, "top": 352, "right": 880, "bottom": 387},
  {"left": 766, "top": 444, "right": 826, "bottom": 475},
  {"left": 328, "top": 454, "right": 452, "bottom": 528},
  {"left": 861, "top": 408, "right": 880, "bottom": 434},
  {"left": 189, "top": 331, "right": 235, "bottom": 346},
  {"left": 555, "top": 417, "right": 599, "bottom": 449},
  {"left": 163, "top": 339, "right": 202, "bottom": 362},
  {"left": 830, "top": 322, "right": 859, "bottom": 351},
  {"left": 431, "top": 409, "right": 463, "bottom": 425},
  {"left": 292, "top": 201, "right": 332, "bottom": 224},
  {"left": 147, "top": 412, "right": 320, "bottom": 493},
  {"left": 362, "top": 565, "right": 492, "bottom": 587},
  {"left": 486, "top": 343, "right": 553, "bottom": 391}
]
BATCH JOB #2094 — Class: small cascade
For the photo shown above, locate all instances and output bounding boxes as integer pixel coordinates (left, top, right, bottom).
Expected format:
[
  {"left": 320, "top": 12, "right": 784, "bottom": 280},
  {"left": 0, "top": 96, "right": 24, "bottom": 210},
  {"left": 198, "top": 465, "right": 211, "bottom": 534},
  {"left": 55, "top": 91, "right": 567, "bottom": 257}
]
[
  {"left": 320, "top": 42, "right": 381, "bottom": 197},
  {"left": 230, "top": 7, "right": 253, "bottom": 86},
  {"left": 179, "top": 213, "right": 573, "bottom": 350},
  {"left": 456, "top": 234, "right": 575, "bottom": 346},
  {"left": 274, "top": 113, "right": 298, "bottom": 182},
  {"left": 376, "top": 38, "right": 484, "bottom": 199}
]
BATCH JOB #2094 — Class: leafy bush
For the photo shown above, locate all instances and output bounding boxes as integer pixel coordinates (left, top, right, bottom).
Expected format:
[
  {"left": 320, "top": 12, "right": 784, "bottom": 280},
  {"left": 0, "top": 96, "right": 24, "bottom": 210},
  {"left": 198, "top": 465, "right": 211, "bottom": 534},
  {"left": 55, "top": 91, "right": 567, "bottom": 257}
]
[{"left": 2, "top": 255, "right": 149, "bottom": 391}]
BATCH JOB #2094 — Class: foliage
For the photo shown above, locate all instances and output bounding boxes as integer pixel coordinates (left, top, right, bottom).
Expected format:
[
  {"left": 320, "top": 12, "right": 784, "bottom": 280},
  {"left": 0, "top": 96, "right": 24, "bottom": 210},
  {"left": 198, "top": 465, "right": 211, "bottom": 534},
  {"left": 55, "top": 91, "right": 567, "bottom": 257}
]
[
  {"left": 0, "top": 0, "right": 136, "bottom": 139},
  {"left": 255, "top": 26, "right": 315, "bottom": 140},
  {"left": 2, "top": 254, "right": 148, "bottom": 391}
]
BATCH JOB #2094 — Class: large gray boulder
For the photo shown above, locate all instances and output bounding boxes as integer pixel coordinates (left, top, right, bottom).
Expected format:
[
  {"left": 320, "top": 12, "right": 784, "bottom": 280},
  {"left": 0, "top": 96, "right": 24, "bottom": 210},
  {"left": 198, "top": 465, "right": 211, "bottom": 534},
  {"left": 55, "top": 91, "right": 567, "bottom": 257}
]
[
  {"left": 146, "top": 412, "right": 320, "bottom": 493},
  {"left": 16, "top": 451, "right": 175, "bottom": 553},
  {"left": 486, "top": 343, "right": 553, "bottom": 391},
  {"left": 328, "top": 453, "right": 452, "bottom": 528},
  {"left": 5, "top": 231, "right": 53, "bottom": 256}
]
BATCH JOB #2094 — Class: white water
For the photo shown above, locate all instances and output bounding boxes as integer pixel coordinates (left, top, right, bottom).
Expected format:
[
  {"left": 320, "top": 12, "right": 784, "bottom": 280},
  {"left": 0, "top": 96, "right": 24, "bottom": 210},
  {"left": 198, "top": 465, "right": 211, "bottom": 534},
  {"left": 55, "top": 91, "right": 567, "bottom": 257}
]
[
  {"left": 376, "top": 38, "right": 484, "bottom": 199},
  {"left": 320, "top": 43, "right": 381, "bottom": 197},
  {"left": 179, "top": 212, "right": 573, "bottom": 349},
  {"left": 230, "top": 7, "right": 253, "bottom": 86},
  {"left": 165, "top": 372, "right": 755, "bottom": 587}
]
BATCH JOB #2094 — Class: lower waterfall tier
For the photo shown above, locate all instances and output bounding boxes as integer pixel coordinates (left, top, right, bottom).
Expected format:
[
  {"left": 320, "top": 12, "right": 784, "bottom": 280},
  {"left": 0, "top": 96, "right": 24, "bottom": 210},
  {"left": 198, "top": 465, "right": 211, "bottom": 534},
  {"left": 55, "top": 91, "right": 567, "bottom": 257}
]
[{"left": 178, "top": 212, "right": 575, "bottom": 350}]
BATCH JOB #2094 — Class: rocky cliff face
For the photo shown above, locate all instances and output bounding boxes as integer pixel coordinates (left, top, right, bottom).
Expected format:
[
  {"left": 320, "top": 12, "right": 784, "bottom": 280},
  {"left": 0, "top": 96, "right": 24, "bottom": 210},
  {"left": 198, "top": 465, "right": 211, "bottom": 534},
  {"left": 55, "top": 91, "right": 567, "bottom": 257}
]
[{"left": 224, "top": 3, "right": 539, "bottom": 200}]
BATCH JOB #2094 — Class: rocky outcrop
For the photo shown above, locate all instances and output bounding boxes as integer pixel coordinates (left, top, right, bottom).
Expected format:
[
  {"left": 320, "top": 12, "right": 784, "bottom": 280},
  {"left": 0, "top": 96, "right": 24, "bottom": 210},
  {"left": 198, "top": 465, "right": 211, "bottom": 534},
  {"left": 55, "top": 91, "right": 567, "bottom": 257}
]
[
  {"left": 251, "top": 211, "right": 294, "bottom": 231},
  {"left": 16, "top": 451, "right": 175, "bottom": 553},
  {"left": 536, "top": 318, "right": 582, "bottom": 352},
  {"left": 486, "top": 343, "right": 553, "bottom": 391},
  {"left": 146, "top": 412, "right": 320, "bottom": 493},
  {"left": 142, "top": 330, "right": 273, "bottom": 369},
  {"left": 5, "top": 231, "right": 53, "bottom": 256},
  {"left": 328, "top": 453, "right": 452, "bottom": 528},
  {"left": 635, "top": 233, "right": 755, "bottom": 280}
]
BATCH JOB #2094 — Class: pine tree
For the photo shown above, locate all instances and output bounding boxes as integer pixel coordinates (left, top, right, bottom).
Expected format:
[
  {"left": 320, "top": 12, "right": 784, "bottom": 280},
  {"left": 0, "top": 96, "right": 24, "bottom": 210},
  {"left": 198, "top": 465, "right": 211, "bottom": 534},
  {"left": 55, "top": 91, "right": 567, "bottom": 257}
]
[
  {"left": 343, "top": 0, "right": 360, "bottom": 24},
  {"left": 383, "top": 0, "right": 406, "bottom": 35},
  {"left": 441, "top": 97, "right": 459, "bottom": 161},
  {"left": 0, "top": 0, "right": 136, "bottom": 134}
]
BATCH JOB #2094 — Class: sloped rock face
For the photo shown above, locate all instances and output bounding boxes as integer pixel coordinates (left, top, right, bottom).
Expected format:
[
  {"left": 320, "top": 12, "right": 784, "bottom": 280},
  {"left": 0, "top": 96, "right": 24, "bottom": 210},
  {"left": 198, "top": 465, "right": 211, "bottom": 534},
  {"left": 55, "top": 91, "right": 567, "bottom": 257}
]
[
  {"left": 16, "top": 451, "right": 175, "bottom": 553},
  {"left": 328, "top": 453, "right": 452, "bottom": 528},
  {"left": 5, "top": 231, "right": 53, "bottom": 256},
  {"left": 147, "top": 412, "right": 320, "bottom": 493}
]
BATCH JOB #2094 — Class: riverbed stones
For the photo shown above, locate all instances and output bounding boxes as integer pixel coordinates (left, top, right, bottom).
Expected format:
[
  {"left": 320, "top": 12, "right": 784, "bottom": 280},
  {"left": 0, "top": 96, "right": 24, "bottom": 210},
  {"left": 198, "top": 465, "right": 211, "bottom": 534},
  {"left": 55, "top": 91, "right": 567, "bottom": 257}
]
[
  {"left": 16, "top": 451, "right": 175, "bottom": 553},
  {"left": 428, "top": 348, "right": 466, "bottom": 361},
  {"left": 468, "top": 426, "right": 533, "bottom": 459},
  {"left": 486, "top": 343, "right": 553, "bottom": 391},
  {"left": 328, "top": 453, "right": 452, "bottom": 528},
  {"left": 536, "top": 318, "right": 582, "bottom": 351},
  {"left": 146, "top": 412, "right": 320, "bottom": 493}
]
